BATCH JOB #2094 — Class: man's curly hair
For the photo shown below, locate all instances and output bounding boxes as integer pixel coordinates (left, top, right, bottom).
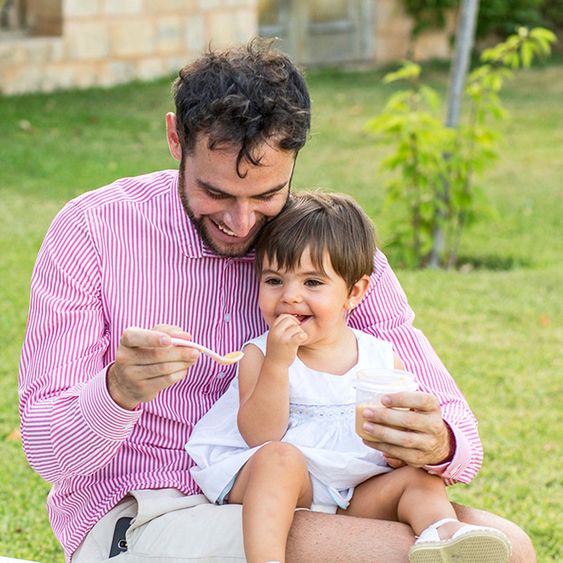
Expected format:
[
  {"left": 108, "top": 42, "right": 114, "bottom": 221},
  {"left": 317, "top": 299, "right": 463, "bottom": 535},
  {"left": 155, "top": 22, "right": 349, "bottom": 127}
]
[{"left": 173, "top": 38, "right": 311, "bottom": 176}]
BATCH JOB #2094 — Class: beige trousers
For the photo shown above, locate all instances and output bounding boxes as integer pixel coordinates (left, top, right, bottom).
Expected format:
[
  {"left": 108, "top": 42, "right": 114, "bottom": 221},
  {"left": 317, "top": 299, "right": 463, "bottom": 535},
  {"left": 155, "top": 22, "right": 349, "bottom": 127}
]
[{"left": 72, "top": 489, "right": 245, "bottom": 562}]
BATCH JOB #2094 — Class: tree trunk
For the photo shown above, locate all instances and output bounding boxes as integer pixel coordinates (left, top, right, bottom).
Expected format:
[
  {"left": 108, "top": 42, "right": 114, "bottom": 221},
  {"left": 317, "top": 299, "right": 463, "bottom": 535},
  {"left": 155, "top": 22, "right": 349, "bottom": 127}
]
[{"left": 428, "top": 0, "right": 480, "bottom": 269}]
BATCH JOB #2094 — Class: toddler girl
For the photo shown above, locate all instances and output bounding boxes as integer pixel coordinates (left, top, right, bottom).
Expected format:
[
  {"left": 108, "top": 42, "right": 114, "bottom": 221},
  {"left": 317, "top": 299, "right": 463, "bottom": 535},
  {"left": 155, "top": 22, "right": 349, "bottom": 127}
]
[{"left": 186, "top": 192, "right": 511, "bottom": 563}]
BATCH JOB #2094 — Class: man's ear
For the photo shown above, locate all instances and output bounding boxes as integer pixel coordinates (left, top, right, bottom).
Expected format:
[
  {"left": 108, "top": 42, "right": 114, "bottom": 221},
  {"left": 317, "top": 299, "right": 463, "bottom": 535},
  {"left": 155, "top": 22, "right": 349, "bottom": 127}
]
[
  {"left": 347, "top": 275, "right": 370, "bottom": 310},
  {"left": 166, "top": 112, "right": 182, "bottom": 161}
]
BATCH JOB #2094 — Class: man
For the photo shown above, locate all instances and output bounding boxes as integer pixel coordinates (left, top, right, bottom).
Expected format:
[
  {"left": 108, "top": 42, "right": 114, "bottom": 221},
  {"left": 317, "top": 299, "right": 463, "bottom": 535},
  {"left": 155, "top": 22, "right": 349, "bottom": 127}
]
[{"left": 19, "top": 40, "right": 534, "bottom": 562}]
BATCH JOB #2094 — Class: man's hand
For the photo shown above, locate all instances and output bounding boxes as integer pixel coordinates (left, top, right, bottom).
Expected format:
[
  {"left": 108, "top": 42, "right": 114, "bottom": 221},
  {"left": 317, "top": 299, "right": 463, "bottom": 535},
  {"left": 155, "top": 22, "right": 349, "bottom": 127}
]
[
  {"left": 360, "top": 391, "right": 453, "bottom": 467},
  {"left": 107, "top": 325, "right": 200, "bottom": 410}
]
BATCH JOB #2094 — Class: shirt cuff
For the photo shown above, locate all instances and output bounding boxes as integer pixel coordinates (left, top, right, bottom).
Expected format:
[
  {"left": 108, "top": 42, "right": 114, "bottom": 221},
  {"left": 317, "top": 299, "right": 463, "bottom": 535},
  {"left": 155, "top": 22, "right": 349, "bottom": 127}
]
[
  {"left": 423, "top": 421, "right": 471, "bottom": 484},
  {"left": 79, "top": 366, "right": 142, "bottom": 441}
]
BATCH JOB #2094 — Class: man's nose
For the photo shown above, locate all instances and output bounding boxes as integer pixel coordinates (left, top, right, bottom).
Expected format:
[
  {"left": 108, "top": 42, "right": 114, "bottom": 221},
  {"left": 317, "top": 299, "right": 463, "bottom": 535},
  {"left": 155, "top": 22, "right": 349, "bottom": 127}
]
[{"left": 225, "top": 200, "right": 256, "bottom": 238}]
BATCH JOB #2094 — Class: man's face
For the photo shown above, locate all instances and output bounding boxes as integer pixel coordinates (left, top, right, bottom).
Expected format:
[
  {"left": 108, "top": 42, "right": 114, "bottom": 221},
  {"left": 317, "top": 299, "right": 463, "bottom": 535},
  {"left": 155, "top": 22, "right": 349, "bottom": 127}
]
[{"left": 178, "top": 136, "right": 295, "bottom": 257}]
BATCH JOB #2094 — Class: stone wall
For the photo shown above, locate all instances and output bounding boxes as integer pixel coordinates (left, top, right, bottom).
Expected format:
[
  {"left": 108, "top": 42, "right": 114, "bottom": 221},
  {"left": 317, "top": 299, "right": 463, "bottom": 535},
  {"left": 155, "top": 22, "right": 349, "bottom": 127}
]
[
  {"left": 374, "top": 0, "right": 456, "bottom": 64},
  {"left": 0, "top": 0, "right": 257, "bottom": 95},
  {"left": 0, "top": 0, "right": 455, "bottom": 95}
]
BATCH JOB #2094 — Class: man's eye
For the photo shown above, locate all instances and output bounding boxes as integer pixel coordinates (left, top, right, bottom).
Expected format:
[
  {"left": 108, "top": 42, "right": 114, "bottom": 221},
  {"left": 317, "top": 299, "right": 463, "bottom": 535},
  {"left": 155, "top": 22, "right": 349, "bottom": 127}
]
[
  {"left": 207, "top": 191, "right": 229, "bottom": 200},
  {"left": 255, "top": 193, "right": 276, "bottom": 202}
]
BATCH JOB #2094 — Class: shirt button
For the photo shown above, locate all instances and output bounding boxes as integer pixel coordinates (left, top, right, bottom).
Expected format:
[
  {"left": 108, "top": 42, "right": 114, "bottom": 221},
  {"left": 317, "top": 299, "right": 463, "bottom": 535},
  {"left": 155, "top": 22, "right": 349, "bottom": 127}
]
[
  {"left": 224, "top": 312, "right": 231, "bottom": 323},
  {"left": 216, "top": 371, "right": 226, "bottom": 379}
]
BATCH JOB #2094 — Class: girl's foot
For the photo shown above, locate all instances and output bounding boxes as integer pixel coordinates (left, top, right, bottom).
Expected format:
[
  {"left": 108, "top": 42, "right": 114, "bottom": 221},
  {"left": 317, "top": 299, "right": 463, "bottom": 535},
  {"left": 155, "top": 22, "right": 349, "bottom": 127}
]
[{"left": 408, "top": 518, "right": 512, "bottom": 562}]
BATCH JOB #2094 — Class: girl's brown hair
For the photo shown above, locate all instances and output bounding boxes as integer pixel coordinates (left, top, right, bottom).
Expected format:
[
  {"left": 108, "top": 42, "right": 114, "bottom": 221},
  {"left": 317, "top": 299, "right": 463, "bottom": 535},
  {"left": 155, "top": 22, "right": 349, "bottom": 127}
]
[{"left": 254, "top": 192, "right": 377, "bottom": 289}]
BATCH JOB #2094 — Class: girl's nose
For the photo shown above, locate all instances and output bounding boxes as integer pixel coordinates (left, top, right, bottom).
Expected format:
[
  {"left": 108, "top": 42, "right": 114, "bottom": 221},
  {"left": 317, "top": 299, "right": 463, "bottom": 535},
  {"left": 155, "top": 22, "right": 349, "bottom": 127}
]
[{"left": 281, "top": 283, "right": 302, "bottom": 303}]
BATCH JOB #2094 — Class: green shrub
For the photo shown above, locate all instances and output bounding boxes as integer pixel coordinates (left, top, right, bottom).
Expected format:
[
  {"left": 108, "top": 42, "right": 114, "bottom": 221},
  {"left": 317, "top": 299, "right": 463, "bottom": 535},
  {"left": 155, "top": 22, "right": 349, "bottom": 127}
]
[{"left": 366, "top": 27, "right": 556, "bottom": 269}]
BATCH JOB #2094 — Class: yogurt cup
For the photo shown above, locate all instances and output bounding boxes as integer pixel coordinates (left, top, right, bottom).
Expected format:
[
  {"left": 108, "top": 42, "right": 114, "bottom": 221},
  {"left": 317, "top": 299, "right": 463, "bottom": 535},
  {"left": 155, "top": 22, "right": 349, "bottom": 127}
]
[{"left": 354, "top": 368, "right": 418, "bottom": 441}]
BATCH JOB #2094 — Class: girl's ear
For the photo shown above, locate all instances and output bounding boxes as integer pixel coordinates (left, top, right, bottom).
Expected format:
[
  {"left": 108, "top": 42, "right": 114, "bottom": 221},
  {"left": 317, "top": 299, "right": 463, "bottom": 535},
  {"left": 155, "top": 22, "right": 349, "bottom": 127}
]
[{"left": 346, "top": 275, "right": 370, "bottom": 310}]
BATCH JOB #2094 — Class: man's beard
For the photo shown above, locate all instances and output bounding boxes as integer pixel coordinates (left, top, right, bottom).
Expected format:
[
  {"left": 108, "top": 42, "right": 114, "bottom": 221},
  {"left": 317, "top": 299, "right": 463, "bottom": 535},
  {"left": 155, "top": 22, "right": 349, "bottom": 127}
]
[{"left": 178, "top": 166, "right": 270, "bottom": 257}]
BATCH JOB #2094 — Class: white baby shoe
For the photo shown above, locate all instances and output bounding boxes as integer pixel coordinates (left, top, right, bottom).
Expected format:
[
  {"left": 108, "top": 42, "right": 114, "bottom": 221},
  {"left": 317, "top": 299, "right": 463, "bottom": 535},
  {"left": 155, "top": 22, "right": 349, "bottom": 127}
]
[{"left": 408, "top": 517, "right": 512, "bottom": 562}]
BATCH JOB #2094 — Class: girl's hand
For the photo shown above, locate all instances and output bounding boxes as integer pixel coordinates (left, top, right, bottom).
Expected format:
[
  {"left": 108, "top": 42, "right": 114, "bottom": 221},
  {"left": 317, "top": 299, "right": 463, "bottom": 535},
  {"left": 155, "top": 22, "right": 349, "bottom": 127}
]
[{"left": 265, "top": 314, "right": 307, "bottom": 367}]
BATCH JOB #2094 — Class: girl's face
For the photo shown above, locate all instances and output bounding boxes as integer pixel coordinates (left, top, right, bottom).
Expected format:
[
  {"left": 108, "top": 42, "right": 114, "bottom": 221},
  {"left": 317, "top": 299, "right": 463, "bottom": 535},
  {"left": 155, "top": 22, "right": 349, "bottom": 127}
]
[{"left": 258, "top": 247, "right": 367, "bottom": 348}]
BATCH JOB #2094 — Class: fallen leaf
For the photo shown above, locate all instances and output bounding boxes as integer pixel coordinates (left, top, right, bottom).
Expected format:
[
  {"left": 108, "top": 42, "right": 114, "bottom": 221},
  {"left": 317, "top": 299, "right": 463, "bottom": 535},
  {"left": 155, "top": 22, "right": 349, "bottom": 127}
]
[
  {"left": 19, "top": 119, "right": 34, "bottom": 132},
  {"left": 540, "top": 314, "right": 551, "bottom": 327},
  {"left": 6, "top": 428, "right": 21, "bottom": 442}
]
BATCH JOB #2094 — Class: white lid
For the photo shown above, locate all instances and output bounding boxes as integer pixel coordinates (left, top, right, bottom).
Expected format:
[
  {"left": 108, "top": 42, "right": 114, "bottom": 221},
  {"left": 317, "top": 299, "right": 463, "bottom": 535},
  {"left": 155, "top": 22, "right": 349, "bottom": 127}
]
[{"left": 354, "top": 368, "right": 418, "bottom": 392}]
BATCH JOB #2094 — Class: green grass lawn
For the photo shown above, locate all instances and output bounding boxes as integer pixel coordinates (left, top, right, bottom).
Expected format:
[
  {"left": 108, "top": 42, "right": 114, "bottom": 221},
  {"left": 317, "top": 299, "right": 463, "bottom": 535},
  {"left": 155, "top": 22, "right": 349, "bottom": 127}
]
[{"left": 1, "top": 60, "right": 562, "bottom": 561}]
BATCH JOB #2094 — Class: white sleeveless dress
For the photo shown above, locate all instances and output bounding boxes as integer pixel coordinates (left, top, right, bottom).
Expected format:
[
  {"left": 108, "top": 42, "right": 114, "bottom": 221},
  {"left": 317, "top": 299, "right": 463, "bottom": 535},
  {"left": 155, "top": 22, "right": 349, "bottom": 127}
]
[{"left": 186, "top": 329, "right": 395, "bottom": 512}]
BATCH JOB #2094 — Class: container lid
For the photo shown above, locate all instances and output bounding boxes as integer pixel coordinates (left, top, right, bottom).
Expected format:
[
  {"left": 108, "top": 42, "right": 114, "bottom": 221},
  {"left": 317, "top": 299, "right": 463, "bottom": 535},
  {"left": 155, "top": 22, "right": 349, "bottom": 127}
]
[{"left": 354, "top": 368, "right": 418, "bottom": 392}]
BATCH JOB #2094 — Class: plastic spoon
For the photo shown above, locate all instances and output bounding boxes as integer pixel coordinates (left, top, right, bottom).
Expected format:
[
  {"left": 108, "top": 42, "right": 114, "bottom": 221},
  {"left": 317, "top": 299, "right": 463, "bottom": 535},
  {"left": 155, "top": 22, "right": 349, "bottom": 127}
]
[{"left": 170, "top": 337, "right": 244, "bottom": 365}]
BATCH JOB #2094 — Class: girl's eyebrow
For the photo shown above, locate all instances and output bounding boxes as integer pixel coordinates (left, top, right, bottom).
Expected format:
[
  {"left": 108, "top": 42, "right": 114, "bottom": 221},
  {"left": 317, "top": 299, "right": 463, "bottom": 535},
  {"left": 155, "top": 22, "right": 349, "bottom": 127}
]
[{"left": 260, "top": 268, "right": 327, "bottom": 277}]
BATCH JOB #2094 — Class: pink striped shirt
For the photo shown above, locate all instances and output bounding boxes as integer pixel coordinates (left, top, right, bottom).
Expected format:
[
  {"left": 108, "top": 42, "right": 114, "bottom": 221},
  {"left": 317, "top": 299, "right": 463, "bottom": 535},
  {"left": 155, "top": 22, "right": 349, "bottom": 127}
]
[{"left": 19, "top": 170, "right": 482, "bottom": 560}]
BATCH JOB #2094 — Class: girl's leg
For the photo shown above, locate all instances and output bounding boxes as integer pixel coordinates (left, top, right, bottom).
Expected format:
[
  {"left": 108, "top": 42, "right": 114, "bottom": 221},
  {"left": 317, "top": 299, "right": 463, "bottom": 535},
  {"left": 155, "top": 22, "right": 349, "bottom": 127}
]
[
  {"left": 228, "top": 441, "right": 313, "bottom": 563},
  {"left": 342, "top": 466, "right": 511, "bottom": 561},
  {"left": 340, "top": 466, "right": 460, "bottom": 536}
]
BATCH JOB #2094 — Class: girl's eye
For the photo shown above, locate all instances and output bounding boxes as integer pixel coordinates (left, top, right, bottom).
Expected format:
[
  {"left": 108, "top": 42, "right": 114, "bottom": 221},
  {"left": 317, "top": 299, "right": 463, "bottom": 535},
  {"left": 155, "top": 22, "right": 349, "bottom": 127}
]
[
  {"left": 305, "top": 279, "right": 323, "bottom": 287},
  {"left": 264, "top": 277, "right": 282, "bottom": 286}
]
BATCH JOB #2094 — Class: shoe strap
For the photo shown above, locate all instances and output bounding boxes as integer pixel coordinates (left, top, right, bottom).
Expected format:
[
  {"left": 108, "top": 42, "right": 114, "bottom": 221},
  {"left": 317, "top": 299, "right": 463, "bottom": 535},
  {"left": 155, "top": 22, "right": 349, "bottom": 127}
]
[{"left": 417, "top": 518, "right": 459, "bottom": 542}]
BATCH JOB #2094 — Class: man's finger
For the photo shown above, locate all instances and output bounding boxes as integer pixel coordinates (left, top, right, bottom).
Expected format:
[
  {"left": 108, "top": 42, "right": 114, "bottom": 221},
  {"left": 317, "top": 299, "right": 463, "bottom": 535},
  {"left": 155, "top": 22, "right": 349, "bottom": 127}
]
[
  {"left": 365, "top": 441, "right": 427, "bottom": 467},
  {"left": 361, "top": 406, "right": 429, "bottom": 433},
  {"left": 152, "top": 324, "right": 192, "bottom": 341},
  {"left": 381, "top": 391, "right": 439, "bottom": 412},
  {"left": 139, "top": 361, "right": 196, "bottom": 380},
  {"left": 119, "top": 344, "right": 199, "bottom": 366},
  {"left": 120, "top": 327, "right": 172, "bottom": 348},
  {"left": 366, "top": 422, "right": 430, "bottom": 452},
  {"left": 383, "top": 455, "right": 406, "bottom": 469}
]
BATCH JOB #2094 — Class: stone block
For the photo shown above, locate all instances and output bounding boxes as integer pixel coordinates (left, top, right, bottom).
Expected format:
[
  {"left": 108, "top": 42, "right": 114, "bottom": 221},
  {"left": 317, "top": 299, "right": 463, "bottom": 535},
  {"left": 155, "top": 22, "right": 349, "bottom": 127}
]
[
  {"left": 65, "top": 21, "right": 111, "bottom": 60},
  {"left": 224, "top": 0, "right": 256, "bottom": 6},
  {"left": 184, "top": 14, "right": 205, "bottom": 53},
  {"left": 137, "top": 57, "right": 165, "bottom": 80},
  {"left": 208, "top": 12, "right": 237, "bottom": 48},
  {"left": 413, "top": 30, "right": 450, "bottom": 61},
  {"left": 103, "top": 0, "right": 144, "bottom": 16},
  {"left": 376, "top": 35, "right": 409, "bottom": 64},
  {"left": 21, "top": 37, "right": 64, "bottom": 64},
  {"left": 0, "top": 63, "right": 43, "bottom": 94},
  {"left": 111, "top": 20, "right": 156, "bottom": 57},
  {"left": 64, "top": 0, "right": 101, "bottom": 18},
  {"left": 0, "top": 40, "right": 26, "bottom": 65},
  {"left": 145, "top": 0, "right": 196, "bottom": 14},
  {"left": 198, "top": 0, "right": 221, "bottom": 10},
  {"left": 156, "top": 16, "right": 183, "bottom": 54},
  {"left": 375, "top": 0, "right": 407, "bottom": 23},
  {"left": 42, "top": 63, "right": 79, "bottom": 91},
  {"left": 103, "top": 61, "right": 137, "bottom": 85},
  {"left": 231, "top": 8, "right": 257, "bottom": 42},
  {"left": 165, "top": 55, "right": 189, "bottom": 75}
]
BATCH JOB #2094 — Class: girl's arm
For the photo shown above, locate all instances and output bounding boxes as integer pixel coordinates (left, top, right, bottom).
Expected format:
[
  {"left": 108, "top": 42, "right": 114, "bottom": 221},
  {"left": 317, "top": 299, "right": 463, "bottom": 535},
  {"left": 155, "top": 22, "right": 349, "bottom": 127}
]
[{"left": 237, "top": 315, "right": 306, "bottom": 447}]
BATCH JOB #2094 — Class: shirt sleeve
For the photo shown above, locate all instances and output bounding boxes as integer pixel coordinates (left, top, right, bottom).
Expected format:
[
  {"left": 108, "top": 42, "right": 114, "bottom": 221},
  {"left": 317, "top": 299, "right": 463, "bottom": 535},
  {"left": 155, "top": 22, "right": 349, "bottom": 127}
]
[
  {"left": 349, "top": 251, "right": 483, "bottom": 484},
  {"left": 18, "top": 200, "right": 142, "bottom": 483}
]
